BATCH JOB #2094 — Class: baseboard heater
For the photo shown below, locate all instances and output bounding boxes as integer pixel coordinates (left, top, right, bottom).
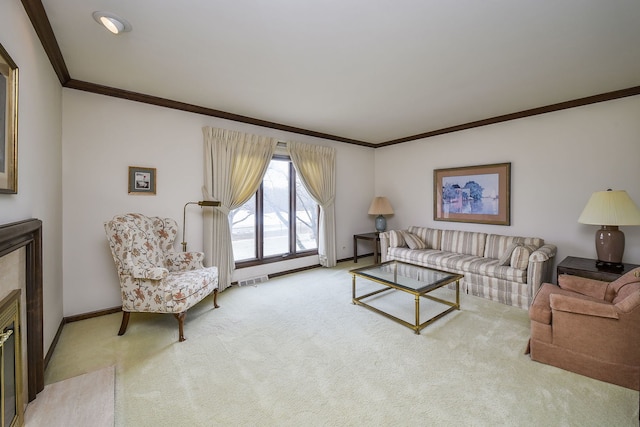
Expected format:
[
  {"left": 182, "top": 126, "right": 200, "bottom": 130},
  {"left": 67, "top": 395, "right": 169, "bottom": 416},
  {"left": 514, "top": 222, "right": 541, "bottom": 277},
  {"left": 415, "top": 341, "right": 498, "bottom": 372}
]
[{"left": 238, "top": 276, "right": 269, "bottom": 287}]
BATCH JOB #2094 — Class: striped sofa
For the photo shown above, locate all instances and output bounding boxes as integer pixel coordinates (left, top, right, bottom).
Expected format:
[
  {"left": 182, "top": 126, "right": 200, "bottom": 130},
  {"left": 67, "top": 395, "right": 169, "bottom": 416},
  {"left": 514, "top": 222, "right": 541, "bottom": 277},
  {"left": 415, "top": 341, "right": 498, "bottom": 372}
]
[{"left": 379, "top": 226, "right": 557, "bottom": 309}]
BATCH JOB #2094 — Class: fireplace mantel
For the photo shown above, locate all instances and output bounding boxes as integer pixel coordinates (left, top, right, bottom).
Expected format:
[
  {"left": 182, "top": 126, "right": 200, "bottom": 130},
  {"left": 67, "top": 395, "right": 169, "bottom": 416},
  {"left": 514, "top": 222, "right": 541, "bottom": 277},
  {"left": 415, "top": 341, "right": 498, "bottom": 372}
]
[{"left": 0, "top": 219, "right": 44, "bottom": 401}]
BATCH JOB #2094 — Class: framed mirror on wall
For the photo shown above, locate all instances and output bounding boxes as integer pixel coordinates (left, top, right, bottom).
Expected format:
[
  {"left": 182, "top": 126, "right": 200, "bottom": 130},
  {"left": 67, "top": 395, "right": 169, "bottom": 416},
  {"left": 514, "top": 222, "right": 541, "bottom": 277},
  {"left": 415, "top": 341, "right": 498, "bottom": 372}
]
[{"left": 0, "top": 43, "right": 18, "bottom": 194}]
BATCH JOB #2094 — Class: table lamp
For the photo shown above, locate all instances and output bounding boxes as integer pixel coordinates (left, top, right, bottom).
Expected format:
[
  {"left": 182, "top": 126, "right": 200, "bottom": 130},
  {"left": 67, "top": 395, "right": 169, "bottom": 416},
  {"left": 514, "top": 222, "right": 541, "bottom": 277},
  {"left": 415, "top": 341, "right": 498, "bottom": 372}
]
[
  {"left": 578, "top": 189, "right": 640, "bottom": 268},
  {"left": 368, "top": 196, "right": 394, "bottom": 232},
  {"left": 182, "top": 200, "right": 220, "bottom": 252}
]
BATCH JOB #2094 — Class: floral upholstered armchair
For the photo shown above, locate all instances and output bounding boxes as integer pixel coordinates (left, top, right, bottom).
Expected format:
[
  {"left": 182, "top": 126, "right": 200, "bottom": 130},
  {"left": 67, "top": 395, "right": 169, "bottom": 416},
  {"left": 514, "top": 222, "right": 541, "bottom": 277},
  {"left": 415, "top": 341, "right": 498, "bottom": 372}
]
[{"left": 104, "top": 213, "right": 219, "bottom": 342}]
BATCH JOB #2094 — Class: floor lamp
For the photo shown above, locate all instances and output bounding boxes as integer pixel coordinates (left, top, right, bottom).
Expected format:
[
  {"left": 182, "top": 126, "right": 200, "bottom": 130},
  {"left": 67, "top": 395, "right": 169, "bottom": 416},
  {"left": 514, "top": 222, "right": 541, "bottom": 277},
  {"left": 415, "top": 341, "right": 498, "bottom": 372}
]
[{"left": 182, "top": 200, "right": 220, "bottom": 252}]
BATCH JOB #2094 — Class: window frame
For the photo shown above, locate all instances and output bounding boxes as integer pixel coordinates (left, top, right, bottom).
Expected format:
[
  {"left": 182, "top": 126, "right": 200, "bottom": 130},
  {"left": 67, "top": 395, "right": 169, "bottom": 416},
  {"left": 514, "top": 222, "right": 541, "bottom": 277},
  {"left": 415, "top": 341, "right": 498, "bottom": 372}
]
[{"left": 234, "top": 155, "right": 318, "bottom": 268}]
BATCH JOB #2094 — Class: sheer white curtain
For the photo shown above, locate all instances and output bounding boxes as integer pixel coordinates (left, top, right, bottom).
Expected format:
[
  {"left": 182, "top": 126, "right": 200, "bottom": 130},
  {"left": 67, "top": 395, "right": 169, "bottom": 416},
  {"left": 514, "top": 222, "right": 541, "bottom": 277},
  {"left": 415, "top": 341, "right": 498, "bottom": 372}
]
[
  {"left": 202, "top": 126, "right": 277, "bottom": 290},
  {"left": 287, "top": 141, "right": 337, "bottom": 267}
]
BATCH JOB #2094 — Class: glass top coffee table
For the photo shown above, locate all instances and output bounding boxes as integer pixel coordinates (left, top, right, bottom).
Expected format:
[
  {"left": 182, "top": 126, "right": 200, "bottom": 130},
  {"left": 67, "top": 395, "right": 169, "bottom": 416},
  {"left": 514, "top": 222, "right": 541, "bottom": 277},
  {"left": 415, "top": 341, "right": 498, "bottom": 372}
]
[{"left": 349, "top": 260, "right": 464, "bottom": 334}]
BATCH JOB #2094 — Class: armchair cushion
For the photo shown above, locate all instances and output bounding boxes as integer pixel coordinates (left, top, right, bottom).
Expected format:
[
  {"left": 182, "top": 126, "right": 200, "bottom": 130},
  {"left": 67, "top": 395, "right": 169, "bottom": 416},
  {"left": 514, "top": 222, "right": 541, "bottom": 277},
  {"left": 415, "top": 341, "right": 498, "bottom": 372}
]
[{"left": 609, "top": 270, "right": 640, "bottom": 303}]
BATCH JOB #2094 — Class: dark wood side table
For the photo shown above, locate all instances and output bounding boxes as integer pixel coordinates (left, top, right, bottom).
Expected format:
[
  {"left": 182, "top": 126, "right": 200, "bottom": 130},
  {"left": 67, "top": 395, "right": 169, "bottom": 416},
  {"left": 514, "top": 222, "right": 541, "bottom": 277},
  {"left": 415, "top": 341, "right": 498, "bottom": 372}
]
[
  {"left": 556, "top": 256, "right": 640, "bottom": 283},
  {"left": 353, "top": 232, "right": 380, "bottom": 264}
]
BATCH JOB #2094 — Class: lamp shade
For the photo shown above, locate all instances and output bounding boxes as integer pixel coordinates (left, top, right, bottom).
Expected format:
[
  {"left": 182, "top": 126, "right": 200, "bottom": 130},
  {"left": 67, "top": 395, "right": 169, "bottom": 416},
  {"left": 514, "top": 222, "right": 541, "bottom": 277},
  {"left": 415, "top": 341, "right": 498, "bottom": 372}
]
[
  {"left": 578, "top": 190, "right": 640, "bottom": 226},
  {"left": 368, "top": 197, "right": 394, "bottom": 215}
]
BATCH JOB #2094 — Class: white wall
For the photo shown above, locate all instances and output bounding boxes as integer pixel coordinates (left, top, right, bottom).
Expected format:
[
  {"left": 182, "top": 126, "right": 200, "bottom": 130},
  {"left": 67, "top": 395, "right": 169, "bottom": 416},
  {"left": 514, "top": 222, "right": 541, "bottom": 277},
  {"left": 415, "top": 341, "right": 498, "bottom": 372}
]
[
  {"left": 0, "top": 2, "right": 63, "bottom": 353},
  {"left": 375, "top": 95, "right": 640, "bottom": 271},
  {"left": 62, "top": 89, "right": 374, "bottom": 316}
]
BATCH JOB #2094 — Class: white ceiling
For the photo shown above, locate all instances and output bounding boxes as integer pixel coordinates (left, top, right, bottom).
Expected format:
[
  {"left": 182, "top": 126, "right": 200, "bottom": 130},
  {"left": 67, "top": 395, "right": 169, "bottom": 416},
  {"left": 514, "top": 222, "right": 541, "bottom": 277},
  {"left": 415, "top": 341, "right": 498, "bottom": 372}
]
[{"left": 41, "top": 0, "right": 640, "bottom": 144}]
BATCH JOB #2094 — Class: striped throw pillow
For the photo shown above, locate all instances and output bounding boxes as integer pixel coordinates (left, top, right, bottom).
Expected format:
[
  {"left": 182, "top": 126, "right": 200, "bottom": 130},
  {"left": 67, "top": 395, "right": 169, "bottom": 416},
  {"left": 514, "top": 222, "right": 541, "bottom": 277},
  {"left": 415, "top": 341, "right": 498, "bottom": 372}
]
[
  {"left": 498, "top": 243, "right": 521, "bottom": 266},
  {"left": 510, "top": 245, "right": 532, "bottom": 270},
  {"left": 401, "top": 231, "right": 427, "bottom": 249},
  {"left": 388, "top": 230, "right": 406, "bottom": 248}
]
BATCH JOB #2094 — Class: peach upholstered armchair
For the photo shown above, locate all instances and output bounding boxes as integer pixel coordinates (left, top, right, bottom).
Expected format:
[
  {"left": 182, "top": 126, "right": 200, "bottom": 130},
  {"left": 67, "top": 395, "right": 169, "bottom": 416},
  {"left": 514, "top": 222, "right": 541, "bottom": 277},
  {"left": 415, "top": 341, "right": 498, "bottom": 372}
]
[
  {"left": 527, "top": 267, "right": 640, "bottom": 391},
  {"left": 104, "top": 213, "right": 219, "bottom": 342}
]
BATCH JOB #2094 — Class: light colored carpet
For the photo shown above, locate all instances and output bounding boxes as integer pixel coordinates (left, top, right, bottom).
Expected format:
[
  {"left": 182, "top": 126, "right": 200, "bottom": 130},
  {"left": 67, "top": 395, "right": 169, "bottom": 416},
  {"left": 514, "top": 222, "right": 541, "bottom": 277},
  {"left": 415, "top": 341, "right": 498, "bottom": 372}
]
[
  {"left": 44, "top": 259, "right": 639, "bottom": 426},
  {"left": 25, "top": 365, "right": 114, "bottom": 426}
]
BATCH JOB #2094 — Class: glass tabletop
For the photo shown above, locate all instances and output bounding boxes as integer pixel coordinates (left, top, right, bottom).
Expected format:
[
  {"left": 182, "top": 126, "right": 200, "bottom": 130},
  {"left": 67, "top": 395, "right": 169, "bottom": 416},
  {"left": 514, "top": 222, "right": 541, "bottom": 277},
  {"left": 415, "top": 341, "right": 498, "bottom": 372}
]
[{"left": 350, "top": 260, "right": 462, "bottom": 293}]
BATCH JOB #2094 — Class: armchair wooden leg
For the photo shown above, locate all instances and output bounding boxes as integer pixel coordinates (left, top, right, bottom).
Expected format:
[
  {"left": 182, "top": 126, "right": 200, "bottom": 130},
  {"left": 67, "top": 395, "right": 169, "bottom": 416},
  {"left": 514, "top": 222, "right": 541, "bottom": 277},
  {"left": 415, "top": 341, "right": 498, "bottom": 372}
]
[
  {"left": 174, "top": 312, "right": 187, "bottom": 342},
  {"left": 118, "top": 311, "right": 130, "bottom": 336},
  {"left": 213, "top": 288, "right": 220, "bottom": 309}
]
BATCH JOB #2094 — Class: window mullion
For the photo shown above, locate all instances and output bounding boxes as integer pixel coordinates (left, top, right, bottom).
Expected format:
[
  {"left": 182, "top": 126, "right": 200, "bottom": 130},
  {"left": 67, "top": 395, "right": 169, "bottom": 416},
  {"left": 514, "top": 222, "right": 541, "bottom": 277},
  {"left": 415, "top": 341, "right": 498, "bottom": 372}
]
[
  {"left": 289, "top": 162, "right": 296, "bottom": 254},
  {"left": 256, "top": 183, "right": 264, "bottom": 260}
]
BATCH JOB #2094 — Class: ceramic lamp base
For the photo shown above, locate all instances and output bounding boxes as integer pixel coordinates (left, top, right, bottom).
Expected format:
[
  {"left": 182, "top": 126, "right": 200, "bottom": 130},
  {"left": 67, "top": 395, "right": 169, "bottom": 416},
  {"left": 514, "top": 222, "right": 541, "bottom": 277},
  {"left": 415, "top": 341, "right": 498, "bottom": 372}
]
[
  {"left": 375, "top": 215, "right": 387, "bottom": 232},
  {"left": 595, "top": 225, "right": 625, "bottom": 265}
]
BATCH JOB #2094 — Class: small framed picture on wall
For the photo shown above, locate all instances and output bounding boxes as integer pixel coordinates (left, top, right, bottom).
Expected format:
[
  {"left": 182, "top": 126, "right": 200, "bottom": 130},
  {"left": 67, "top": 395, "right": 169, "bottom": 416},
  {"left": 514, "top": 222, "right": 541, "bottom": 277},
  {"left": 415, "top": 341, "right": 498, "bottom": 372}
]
[{"left": 128, "top": 166, "right": 156, "bottom": 195}]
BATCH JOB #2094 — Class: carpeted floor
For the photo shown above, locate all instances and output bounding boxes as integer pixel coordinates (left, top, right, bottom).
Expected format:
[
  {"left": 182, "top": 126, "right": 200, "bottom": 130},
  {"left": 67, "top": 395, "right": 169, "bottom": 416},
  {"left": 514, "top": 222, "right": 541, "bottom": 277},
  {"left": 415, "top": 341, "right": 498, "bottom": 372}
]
[
  {"left": 44, "top": 258, "right": 639, "bottom": 426},
  {"left": 25, "top": 365, "right": 114, "bottom": 426}
]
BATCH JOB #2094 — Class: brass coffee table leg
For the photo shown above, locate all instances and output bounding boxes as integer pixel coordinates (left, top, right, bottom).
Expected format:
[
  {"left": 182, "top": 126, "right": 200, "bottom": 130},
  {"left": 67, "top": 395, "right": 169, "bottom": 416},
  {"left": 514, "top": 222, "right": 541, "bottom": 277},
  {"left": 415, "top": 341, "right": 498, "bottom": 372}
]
[
  {"left": 352, "top": 275, "right": 356, "bottom": 304},
  {"left": 414, "top": 294, "right": 420, "bottom": 334}
]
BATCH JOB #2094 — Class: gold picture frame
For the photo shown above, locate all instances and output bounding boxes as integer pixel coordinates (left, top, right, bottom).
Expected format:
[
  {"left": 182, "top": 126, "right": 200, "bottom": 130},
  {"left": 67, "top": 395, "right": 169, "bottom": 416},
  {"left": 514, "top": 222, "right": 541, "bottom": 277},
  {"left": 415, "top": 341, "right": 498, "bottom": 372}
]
[
  {"left": 128, "top": 166, "right": 156, "bottom": 195},
  {"left": 0, "top": 43, "right": 18, "bottom": 194},
  {"left": 434, "top": 162, "right": 511, "bottom": 225}
]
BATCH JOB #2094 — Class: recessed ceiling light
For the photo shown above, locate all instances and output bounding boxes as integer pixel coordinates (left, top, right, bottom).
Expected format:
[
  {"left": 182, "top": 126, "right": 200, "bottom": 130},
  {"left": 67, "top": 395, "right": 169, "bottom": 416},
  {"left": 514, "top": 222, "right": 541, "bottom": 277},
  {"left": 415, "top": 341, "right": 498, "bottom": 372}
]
[{"left": 92, "top": 11, "right": 132, "bottom": 35}]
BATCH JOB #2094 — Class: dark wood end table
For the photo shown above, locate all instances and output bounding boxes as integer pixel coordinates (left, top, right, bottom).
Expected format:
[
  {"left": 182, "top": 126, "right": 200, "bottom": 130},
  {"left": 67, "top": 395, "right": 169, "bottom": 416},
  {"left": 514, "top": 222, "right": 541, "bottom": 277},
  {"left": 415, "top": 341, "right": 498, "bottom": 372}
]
[
  {"left": 353, "top": 232, "right": 380, "bottom": 264},
  {"left": 556, "top": 256, "right": 640, "bottom": 283}
]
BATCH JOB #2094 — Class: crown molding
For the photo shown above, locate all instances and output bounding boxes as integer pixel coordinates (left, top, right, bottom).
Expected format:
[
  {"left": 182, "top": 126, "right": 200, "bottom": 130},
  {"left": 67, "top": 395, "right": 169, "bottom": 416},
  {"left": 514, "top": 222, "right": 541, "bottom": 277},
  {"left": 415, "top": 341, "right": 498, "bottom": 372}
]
[
  {"left": 377, "top": 85, "right": 640, "bottom": 147},
  {"left": 21, "top": 0, "right": 640, "bottom": 148}
]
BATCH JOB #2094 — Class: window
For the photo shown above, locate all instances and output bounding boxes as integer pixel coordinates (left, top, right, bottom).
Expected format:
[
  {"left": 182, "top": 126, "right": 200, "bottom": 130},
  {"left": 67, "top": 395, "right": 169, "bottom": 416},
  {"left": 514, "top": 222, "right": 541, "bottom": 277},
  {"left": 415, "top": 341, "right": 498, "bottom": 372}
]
[{"left": 230, "top": 156, "right": 318, "bottom": 265}]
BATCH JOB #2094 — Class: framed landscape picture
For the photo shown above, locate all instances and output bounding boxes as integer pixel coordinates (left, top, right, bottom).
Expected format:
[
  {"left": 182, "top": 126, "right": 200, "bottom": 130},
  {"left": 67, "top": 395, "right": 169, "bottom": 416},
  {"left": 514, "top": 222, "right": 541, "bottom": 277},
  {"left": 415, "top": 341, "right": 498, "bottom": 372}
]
[
  {"left": 0, "top": 43, "right": 18, "bottom": 194},
  {"left": 434, "top": 162, "right": 511, "bottom": 225},
  {"left": 128, "top": 166, "right": 156, "bottom": 195}
]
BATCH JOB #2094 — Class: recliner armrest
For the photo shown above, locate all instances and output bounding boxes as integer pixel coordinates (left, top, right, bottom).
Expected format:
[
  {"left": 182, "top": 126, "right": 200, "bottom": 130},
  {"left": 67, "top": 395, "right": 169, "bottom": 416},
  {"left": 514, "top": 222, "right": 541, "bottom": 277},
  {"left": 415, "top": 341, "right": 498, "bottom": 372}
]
[{"left": 550, "top": 293, "right": 619, "bottom": 319}]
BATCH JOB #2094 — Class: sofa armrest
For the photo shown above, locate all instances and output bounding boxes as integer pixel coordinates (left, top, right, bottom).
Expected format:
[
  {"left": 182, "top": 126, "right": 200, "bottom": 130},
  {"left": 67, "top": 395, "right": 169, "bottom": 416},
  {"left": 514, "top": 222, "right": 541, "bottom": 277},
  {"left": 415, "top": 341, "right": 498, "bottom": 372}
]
[
  {"left": 165, "top": 251, "right": 205, "bottom": 271},
  {"left": 379, "top": 231, "right": 391, "bottom": 262},
  {"left": 527, "top": 244, "right": 557, "bottom": 298},
  {"left": 550, "top": 293, "right": 619, "bottom": 319},
  {"left": 130, "top": 266, "right": 168, "bottom": 280}
]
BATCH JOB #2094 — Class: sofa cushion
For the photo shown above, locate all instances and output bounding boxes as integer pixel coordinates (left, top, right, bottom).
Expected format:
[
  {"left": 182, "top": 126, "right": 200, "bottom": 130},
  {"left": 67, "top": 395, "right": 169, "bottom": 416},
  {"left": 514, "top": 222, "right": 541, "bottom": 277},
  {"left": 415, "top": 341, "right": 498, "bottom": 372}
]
[
  {"left": 407, "top": 226, "right": 441, "bottom": 250},
  {"left": 387, "top": 247, "right": 442, "bottom": 266},
  {"left": 454, "top": 257, "right": 527, "bottom": 283},
  {"left": 386, "top": 248, "right": 527, "bottom": 284},
  {"left": 441, "top": 230, "right": 486, "bottom": 257},
  {"left": 388, "top": 230, "right": 406, "bottom": 248},
  {"left": 401, "top": 231, "right": 427, "bottom": 249}
]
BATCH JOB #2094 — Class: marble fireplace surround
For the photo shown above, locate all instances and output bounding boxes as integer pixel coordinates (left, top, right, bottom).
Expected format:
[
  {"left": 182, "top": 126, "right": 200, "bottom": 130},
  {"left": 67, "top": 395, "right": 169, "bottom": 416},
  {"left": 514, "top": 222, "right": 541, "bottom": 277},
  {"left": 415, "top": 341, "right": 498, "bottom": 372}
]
[{"left": 0, "top": 219, "right": 44, "bottom": 402}]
